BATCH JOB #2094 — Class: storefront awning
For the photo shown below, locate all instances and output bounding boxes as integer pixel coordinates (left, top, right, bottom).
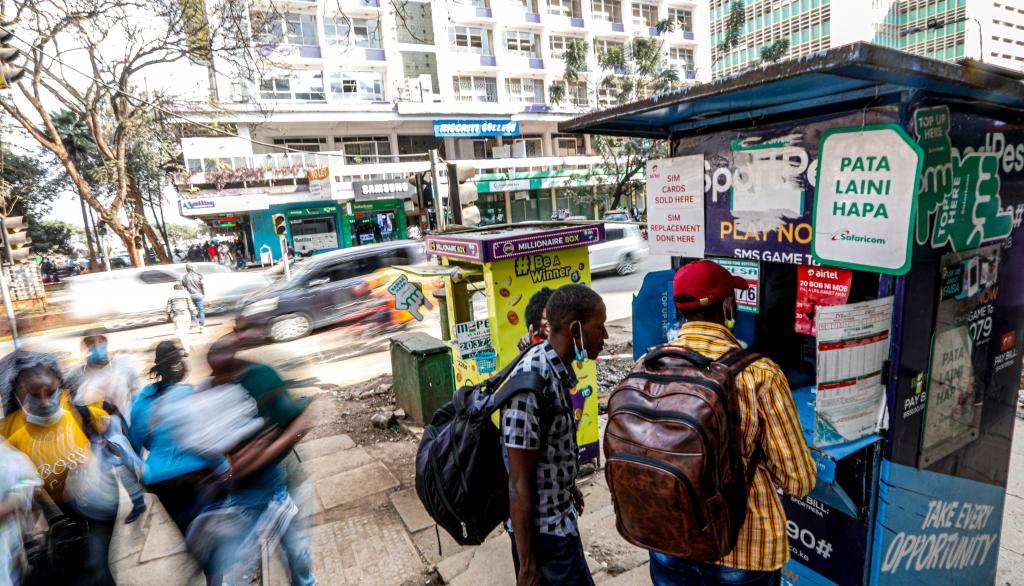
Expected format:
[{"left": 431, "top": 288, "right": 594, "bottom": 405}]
[{"left": 558, "top": 43, "right": 1024, "bottom": 139}]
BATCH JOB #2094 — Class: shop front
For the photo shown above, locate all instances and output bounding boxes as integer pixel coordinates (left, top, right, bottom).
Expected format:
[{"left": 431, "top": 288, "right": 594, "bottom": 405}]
[
  {"left": 474, "top": 170, "right": 614, "bottom": 224},
  {"left": 250, "top": 201, "right": 346, "bottom": 260},
  {"left": 350, "top": 199, "right": 409, "bottom": 246}
]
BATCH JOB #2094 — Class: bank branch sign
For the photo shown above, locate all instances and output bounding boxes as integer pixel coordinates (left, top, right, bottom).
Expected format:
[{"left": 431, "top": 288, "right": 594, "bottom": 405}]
[{"left": 813, "top": 125, "right": 923, "bottom": 275}]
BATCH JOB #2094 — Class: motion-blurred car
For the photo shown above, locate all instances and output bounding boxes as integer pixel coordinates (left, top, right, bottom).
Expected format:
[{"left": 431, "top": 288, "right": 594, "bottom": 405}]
[
  {"left": 602, "top": 209, "right": 631, "bottom": 222},
  {"left": 67, "top": 262, "right": 273, "bottom": 330},
  {"left": 238, "top": 240, "right": 429, "bottom": 342},
  {"left": 590, "top": 223, "right": 649, "bottom": 275}
]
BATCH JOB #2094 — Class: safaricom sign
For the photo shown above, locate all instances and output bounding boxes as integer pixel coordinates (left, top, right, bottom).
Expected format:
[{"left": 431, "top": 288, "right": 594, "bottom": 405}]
[
  {"left": 433, "top": 119, "right": 521, "bottom": 138},
  {"left": 812, "top": 125, "right": 923, "bottom": 276}
]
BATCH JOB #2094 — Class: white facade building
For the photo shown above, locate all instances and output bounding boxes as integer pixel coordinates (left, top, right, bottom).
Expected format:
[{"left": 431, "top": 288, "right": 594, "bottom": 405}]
[{"left": 173, "top": 0, "right": 709, "bottom": 258}]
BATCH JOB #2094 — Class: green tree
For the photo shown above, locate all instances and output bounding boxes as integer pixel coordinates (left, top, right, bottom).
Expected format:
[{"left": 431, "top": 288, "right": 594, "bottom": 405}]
[
  {"left": 760, "top": 39, "right": 791, "bottom": 64},
  {"left": 29, "top": 220, "right": 76, "bottom": 257},
  {"left": 0, "top": 142, "right": 63, "bottom": 219},
  {"left": 551, "top": 28, "right": 679, "bottom": 211}
]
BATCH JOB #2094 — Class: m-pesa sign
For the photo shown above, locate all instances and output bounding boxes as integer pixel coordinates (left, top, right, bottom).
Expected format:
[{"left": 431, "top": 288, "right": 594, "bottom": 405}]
[{"left": 813, "top": 125, "right": 923, "bottom": 275}]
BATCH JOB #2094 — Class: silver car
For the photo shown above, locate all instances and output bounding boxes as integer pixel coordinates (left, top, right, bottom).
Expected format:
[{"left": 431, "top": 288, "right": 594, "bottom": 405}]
[{"left": 590, "top": 223, "right": 650, "bottom": 275}]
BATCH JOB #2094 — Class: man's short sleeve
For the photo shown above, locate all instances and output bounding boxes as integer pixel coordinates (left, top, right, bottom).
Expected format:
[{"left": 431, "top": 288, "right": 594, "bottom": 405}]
[{"left": 501, "top": 391, "right": 541, "bottom": 450}]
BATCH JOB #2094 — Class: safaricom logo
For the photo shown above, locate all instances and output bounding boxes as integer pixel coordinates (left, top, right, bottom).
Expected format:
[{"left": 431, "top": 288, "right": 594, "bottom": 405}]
[{"left": 833, "top": 229, "right": 886, "bottom": 244}]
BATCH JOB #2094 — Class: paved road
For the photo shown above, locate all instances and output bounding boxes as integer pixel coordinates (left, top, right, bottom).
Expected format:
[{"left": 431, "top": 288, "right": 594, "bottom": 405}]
[{"left": 2, "top": 255, "right": 669, "bottom": 381}]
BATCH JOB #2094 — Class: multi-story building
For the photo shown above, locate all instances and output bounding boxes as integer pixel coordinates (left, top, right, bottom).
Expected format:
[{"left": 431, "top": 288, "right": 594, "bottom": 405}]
[
  {"left": 172, "top": 0, "right": 709, "bottom": 259},
  {"left": 709, "top": 0, "right": 1024, "bottom": 80}
]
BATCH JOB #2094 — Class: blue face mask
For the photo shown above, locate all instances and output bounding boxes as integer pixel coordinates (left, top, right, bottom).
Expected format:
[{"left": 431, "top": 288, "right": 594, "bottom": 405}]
[
  {"left": 87, "top": 343, "right": 109, "bottom": 364},
  {"left": 572, "top": 322, "right": 588, "bottom": 363},
  {"left": 21, "top": 389, "right": 64, "bottom": 426}
]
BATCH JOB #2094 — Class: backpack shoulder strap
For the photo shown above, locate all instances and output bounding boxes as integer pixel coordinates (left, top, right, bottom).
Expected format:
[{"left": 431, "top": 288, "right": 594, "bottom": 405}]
[
  {"left": 716, "top": 347, "right": 763, "bottom": 376},
  {"left": 490, "top": 372, "right": 547, "bottom": 409}
]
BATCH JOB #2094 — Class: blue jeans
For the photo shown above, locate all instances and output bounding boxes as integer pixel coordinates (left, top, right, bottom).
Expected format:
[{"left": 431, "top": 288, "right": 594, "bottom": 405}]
[
  {"left": 191, "top": 294, "right": 205, "bottom": 326},
  {"left": 509, "top": 531, "right": 594, "bottom": 586},
  {"left": 649, "top": 552, "right": 781, "bottom": 586},
  {"left": 280, "top": 511, "right": 316, "bottom": 586}
]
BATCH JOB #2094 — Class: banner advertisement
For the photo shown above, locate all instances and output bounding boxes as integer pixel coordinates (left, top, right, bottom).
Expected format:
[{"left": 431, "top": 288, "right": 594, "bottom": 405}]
[
  {"left": 918, "top": 245, "right": 1000, "bottom": 468},
  {"left": 712, "top": 258, "right": 759, "bottom": 314},
  {"left": 645, "top": 155, "right": 706, "bottom": 258},
  {"left": 795, "top": 266, "right": 853, "bottom": 335},
  {"left": 433, "top": 119, "right": 520, "bottom": 138},
  {"left": 814, "top": 297, "right": 893, "bottom": 446},
  {"left": 812, "top": 125, "right": 923, "bottom": 275},
  {"left": 781, "top": 492, "right": 870, "bottom": 586},
  {"left": 454, "top": 319, "right": 493, "bottom": 359},
  {"left": 673, "top": 109, "right": 899, "bottom": 265},
  {"left": 631, "top": 270, "right": 678, "bottom": 360},
  {"left": 871, "top": 460, "right": 1003, "bottom": 584}
]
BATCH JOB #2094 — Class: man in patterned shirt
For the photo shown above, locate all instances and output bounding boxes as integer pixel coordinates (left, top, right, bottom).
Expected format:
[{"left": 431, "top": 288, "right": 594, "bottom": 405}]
[
  {"left": 649, "top": 260, "right": 816, "bottom": 586},
  {"left": 502, "top": 284, "right": 608, "bottom": 586}
]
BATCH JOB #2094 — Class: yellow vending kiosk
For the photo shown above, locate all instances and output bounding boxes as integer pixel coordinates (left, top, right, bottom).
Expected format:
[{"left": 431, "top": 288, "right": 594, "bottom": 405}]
[{"left": 426, "top": 222, "right": 605, "bottom": 462}]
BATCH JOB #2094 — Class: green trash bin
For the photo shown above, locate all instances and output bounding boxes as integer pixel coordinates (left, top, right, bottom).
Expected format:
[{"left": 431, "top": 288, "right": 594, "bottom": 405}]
[{"left": 390, "top": 331, "right": 456, "bottom": 425}]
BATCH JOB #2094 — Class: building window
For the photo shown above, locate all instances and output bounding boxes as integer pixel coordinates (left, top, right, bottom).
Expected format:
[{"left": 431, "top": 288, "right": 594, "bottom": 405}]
[
  {"left": 597, "top": 84, "right": 620, "bottom": 107},
  {"left": 508, "top": 0, "right": 537, "bottom": 11},
  {"left": 272, "top": 137, "right": 327, "bottom": 153},
  {"left": 632, "top": 2, "right": 658, "bottom": 27},
  {"left": 669, "top": 46, "right": 695, "bottom": 70},
  {"left": 329, "top": 72, "right": 385, "bottom": 102},
  {"left": 453, "top": 0, "right": 488, "bottom": 7},
  {"left": 453, "top": 75, "right": 498, "bottom": 102},
  {"left": 337, "top": 136, "right": 392, "bottom": 164},
  {"left": 512, "top": 137, "right": 543, "bottom": 157},
  {"left": 451, "top": 26, "right": 491, "bottom": 54},
  {"left": 323, "top": 16, "right": 381, "bottom": 48},
  {"left": 549, "top": 34, "right": 583, "bottom": 59},
  {"left": 551, "top": 80, "right": 589, "bottom": 106},
  {"left": 506, "top": 78, "right": 545, "bottom": 103},
  {"left": 594, "top": 38, "right": 625, "bottom": 59},
  {"left": 591, "top": 0, "right": 621, "bottom": 22},
  {"left": 668, "top": 7, "right": 692, "bottom": 32},
  {"left": 505, "top": 30, "right": 538, "bottom": 58},
  {"left": 255, "top": 13, "right": 318, "bottom": 46},
  {"left": 259, "top": 73, "right": 325, "bottom": 101},
  {"left": 547, "top": 0, "right": 581, "bottom": 18},
  {"left": 554, "top": 135, "right": 584, "bottom": 156}
]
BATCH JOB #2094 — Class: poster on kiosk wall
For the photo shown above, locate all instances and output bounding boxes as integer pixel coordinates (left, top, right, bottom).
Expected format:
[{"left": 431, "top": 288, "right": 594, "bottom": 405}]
[{"left": 646, "top": 155, "right": 705, "bottom": 258}]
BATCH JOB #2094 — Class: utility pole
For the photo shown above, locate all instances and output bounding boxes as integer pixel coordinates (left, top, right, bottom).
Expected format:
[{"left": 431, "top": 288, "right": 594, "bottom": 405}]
[
  {"left": 0, "top": 268, "right": 18, "bottom": 349},
  {"left": 0, "top": 217, "right": 24, "bottom": 349},
  {"left": 429, "top": 149, "right": 446, "bottom": 232}
]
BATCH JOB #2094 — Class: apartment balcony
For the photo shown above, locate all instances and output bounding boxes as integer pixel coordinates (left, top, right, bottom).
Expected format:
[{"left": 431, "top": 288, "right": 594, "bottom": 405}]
[
  {"left": 493, "top": 5, "right": 543, "bottom": 27},
  {"left": 321, "top": 45, "right": 387, "bottom": 68},
  {"left": 449, "top": 4, "right": 495, "bottom": 25},
  {"left": 503, "top": 55, "right": 545, "bottom": 72},
  {"left": 592, "top": 20, "right": 628, "bottom": 36},
  {"left": 665, "top": 29, "right": 697, "bottom": 43},
  {"left": 545, "top": 14, "right": 587, "bottom": 31},
  {"left": 256, "top": 43, "right": 322, "bottom": 61},
  {"left": 337, "top": 0, "right": 382, "bottom": 9},
  {"left": 450, "top": 52, "right": 499, "bottom": 70}
]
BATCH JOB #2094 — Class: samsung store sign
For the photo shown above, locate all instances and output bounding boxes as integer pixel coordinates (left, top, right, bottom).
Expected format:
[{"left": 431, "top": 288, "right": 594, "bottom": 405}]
[
  {"left": 352, "top": 179, "right": 416, "bottom": 200},
  {"left": 433, "top": 119, "right": 520, "bottom": 138}
]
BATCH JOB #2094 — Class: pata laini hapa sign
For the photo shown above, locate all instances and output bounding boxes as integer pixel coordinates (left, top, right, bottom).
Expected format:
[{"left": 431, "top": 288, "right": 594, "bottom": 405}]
[{"left": 813, "top": 124, "right": 924, "bottom": 275}]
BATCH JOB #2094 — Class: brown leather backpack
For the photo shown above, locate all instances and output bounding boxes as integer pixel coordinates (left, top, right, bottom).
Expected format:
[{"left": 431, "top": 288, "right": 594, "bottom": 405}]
[{"left": 604, "top": 345, "right": 764, "bottom": 561}]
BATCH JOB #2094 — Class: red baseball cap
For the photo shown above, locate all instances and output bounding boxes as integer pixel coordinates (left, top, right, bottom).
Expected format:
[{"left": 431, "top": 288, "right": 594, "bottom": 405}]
[{"left": 673, "top": 260, "right": 748, "bottom": 311}]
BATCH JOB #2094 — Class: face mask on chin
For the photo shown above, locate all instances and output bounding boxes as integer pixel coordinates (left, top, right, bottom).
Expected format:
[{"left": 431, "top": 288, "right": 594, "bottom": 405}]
[{"left": 20, "top": 390, "right": 65, "bottom": 426}]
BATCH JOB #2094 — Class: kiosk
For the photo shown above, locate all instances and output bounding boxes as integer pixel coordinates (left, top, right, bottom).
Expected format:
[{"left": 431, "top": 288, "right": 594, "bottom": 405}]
[
  {"left": 426, "top": 223, "right": 605, "bottom": 462},
  {"left": 562, "top": 43, "right": 1024, "bottom": 585}
]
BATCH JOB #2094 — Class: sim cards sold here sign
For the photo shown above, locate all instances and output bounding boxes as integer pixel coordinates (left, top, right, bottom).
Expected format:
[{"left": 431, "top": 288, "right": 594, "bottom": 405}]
[{"left": 646, "top": 155, "right": 705, "bottom": 258}]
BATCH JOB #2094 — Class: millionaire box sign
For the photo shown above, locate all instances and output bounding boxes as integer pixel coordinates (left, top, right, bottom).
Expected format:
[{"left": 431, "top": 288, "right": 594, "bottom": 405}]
[
  {"left": 646, "top": 155, "right": 705, "bottom": 258},
  {"left": 812, "top": 125, "right": 923, "bottom": 275},
  {"left": 427, "top": 225, "right": 604, "bottom": 263}
]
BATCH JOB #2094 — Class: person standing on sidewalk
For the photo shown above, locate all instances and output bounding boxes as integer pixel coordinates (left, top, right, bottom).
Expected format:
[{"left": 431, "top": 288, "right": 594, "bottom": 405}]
[
  {"left": 182, "top": 263, "right": 206, "bottom": 331},
  {"left": 502, "top": 284, "right": 608, "bottom": 586},
  {"left": 66, "top": 329, "right": 142, "bottom": 424},
  {"left": 648, "top": 260, "right": 815, "bottom": 586},
  {"left": 166, "top": 284, "right": 198, "bottom": 356}
]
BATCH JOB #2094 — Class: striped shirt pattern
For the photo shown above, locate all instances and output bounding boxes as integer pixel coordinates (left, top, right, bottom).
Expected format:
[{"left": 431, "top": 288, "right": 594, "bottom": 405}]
[
  {"left": 669, "top": 322, "right": 816, "bottom": 571},
  {"left": 166, "top": 291, "right": 197, "bottom": 318}
]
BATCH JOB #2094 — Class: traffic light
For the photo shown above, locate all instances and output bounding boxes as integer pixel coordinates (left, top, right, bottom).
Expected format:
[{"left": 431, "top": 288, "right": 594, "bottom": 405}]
[
  {"left": 446, "top": 163, "right": 479, "bottom": 226},
  {"left": 0, "top": 216, "right": 31, "bottom": 264},
  {"left": 0, "top": 27, "right": 25, "bottom": 89},
  {"left": 273, "top": 213, "right": 287, "bottom": 237}
]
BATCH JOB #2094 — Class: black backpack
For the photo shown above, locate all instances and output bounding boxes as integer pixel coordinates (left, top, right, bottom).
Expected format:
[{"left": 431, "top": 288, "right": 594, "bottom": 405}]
[{"left": 415, "top": 347, "right": 550, "bottom": 545}]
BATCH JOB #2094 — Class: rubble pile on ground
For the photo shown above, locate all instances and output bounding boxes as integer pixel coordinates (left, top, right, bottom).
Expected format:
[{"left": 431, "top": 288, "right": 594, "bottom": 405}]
[{"left": 596, "top": 341, "right": 635, "bottom": 403}]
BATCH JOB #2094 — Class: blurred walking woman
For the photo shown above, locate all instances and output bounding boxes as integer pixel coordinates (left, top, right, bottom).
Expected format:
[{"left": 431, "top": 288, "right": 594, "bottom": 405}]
[
  {"left": 0, "top": 350, "right": 115, "bottom": 585},
  {"left": 129, "top": 341, "right": 212, "bottom": 535}
]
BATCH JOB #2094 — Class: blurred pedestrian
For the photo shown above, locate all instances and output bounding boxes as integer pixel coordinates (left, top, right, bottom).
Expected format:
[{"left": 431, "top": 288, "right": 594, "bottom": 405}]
[
  {"left": 66, "top": 330, "right": 141, "bottom": 424},
  {"left": 181, "top": 263, "right": 206, "bottom": 332},
  {"left": 166, "top": 284, "right": 198, "bottom": 356},
  {"left": 207, "top": 242, "right": 218, "bottom": 263},
  {"left": 0, "top": 438, "right": 39, "bottom": 585},
  {"left": 0, "top": 351, "right": 119, "bottom": 585},
  {"left": 129, "top": 342, "right": 214, "bottom": 537}
]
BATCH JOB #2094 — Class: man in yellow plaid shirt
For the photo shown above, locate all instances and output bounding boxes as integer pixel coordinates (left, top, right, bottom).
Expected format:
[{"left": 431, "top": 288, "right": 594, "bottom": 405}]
[{"left": 649, "top": 260, "right": 816, "bottom": 586}]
